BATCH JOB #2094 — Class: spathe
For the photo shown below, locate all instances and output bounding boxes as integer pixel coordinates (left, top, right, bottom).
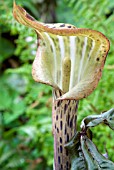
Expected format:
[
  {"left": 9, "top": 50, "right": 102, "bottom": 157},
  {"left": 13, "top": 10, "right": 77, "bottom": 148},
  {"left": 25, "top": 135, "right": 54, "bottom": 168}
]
[{"left": 13, "top": 2, "right": 110, "bottom": 100}]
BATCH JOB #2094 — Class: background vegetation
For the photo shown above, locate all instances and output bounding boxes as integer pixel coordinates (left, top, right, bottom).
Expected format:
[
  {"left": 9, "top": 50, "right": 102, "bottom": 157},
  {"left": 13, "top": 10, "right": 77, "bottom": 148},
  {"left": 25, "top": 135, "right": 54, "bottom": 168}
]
[{"left": 0, "top": 0, "right": 114, "bottom": 169}]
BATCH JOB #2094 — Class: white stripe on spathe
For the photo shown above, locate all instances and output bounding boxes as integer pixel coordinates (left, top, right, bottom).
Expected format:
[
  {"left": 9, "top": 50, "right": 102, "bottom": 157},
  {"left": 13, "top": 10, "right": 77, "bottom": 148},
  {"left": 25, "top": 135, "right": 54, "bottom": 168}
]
[
  {"left": 78, "top": 37, "right": 88, "bottom": 82},
  {"left": 69, "top": 36, "right": 76, "bottom": 90},
  {"left": 81, "top": 39, "right": 95, "bottom": 78},
  {"left": 44, "top": 32, "right": 57, "bottom": 83},
  {"left": 57, "top": 35, "right": 65, "bottom": 89},
  {"left": 57, "top": 35, "right": 65, "bottom": 60}
]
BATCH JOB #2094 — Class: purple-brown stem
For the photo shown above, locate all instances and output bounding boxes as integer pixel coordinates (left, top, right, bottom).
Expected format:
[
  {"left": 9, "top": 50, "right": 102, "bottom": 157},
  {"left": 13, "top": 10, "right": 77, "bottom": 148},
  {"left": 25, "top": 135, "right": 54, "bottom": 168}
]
[{"left": 52, "top": 90, "right": 78, "bottom": 170}]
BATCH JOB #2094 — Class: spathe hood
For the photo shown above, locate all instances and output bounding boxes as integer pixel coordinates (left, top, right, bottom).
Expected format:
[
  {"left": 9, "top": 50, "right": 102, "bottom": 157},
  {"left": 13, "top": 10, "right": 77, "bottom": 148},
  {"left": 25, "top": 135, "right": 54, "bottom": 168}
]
[{"left": 13, "top": 2, "right": 110, "bottom": 100}]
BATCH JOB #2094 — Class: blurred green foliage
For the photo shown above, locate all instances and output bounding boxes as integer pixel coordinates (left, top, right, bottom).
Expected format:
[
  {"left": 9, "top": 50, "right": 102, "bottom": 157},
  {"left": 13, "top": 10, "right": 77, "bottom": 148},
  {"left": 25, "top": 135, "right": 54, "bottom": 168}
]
[{"left": 0, "top": 0, "right": 114, "bottom": 169}]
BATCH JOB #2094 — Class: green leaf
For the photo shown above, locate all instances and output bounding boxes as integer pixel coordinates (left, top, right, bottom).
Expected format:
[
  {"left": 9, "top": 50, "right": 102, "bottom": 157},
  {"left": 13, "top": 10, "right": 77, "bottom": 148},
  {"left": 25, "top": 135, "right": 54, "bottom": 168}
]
[
  {"left": 81, "top": 136, "right": 114, "bottom": 170},
  {"left": 102, "top": 108, "right": 114, "bottom": 130},
  {"left": 81, "top": 108, "right": 114, "bottom": 129},
  {"left": 81, "top": 136, "right": 97, "bottom": 170},
  {"left": 66, "top": 109, "right": 114, "bottom": 169},
  {"left": 66, "top": 133, "right": 114, "bottom": 170},
  {"left": 65, "top": 132, "right": 87, "bottom": 170}
]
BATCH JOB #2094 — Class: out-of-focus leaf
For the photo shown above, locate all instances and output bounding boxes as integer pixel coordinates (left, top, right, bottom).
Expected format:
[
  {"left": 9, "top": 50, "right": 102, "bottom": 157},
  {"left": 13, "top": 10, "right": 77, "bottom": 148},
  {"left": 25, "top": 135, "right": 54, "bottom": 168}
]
[
  {"left": 19, "top": 126, "right": 37, "bottom": 139},
  {"left": 5, "top": 157, "right": 24, "bottom": 168},
  {"left": 0, "top": 150, "right": 15, "bottom": 165},
  {"left": 6, "top": 73, "right": 28, "bottom": 94},
  {"left": 4, "top": 99, "right": 26, "bottom": 124},
  {"left": 0, "top": 84, "right": 12, "bottom": 110},
  {"left": 0, "top": 37, "right": 15, "bottom": 63}
]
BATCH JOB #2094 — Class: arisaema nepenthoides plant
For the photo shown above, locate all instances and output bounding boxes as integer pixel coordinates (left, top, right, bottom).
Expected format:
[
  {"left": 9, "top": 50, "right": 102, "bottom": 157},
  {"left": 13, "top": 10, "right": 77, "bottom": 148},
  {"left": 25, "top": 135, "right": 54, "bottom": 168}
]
[{"left": 13, "top": 2, "right": 110, "bottom": 170}]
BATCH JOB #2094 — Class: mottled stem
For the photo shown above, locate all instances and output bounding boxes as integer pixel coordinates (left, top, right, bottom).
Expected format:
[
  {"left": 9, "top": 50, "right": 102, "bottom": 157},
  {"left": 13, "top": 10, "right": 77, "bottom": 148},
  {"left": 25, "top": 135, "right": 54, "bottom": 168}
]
[{"left": 52, "top": 90, "right": 78, "bottom": 170}]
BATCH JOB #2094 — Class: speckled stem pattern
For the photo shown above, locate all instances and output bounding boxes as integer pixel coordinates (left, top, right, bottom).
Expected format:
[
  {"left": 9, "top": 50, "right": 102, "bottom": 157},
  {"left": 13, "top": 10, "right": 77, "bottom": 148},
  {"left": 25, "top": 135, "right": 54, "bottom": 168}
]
[{"left": 52, "top": 90, "right": 78, "bottom": 170}]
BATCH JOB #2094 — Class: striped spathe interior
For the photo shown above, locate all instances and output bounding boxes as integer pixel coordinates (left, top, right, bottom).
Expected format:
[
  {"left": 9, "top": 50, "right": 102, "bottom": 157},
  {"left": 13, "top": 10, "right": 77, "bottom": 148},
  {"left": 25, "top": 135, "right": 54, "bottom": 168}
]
[
  {"left": 32, "top": 31, "right": 109, "bottom": 100},
  {"left": 13, "top": 2, "right": 110, "bottom": 100}
]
